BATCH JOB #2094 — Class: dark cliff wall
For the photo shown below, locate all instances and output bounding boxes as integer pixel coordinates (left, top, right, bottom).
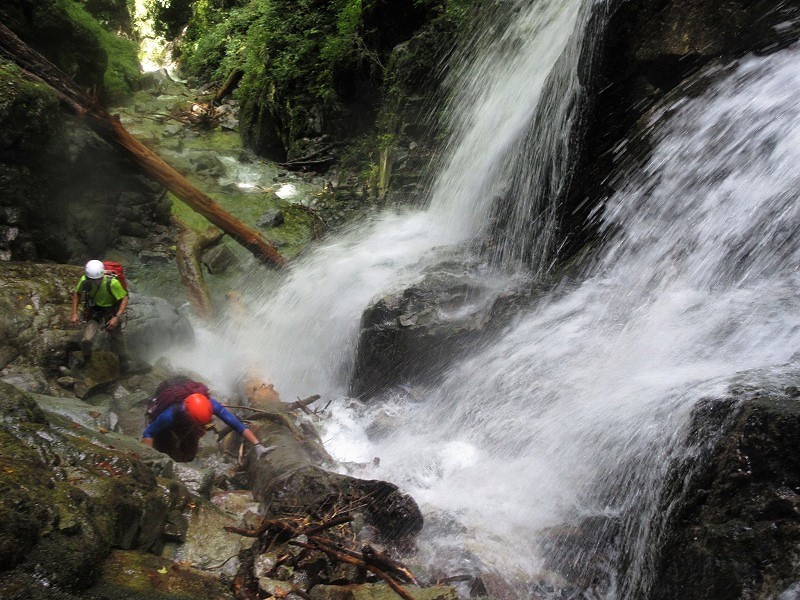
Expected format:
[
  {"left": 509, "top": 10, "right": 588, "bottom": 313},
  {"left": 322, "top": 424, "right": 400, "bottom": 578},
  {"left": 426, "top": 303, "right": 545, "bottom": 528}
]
[
  {"left": 648, "top": 373, "right": 800, "bottom": 599},
  {"left": 560, "top": 0, "right": 800, "bottom": 262},
  {"left": 0, "top": 0, "right": 163, "bottom": 264}
]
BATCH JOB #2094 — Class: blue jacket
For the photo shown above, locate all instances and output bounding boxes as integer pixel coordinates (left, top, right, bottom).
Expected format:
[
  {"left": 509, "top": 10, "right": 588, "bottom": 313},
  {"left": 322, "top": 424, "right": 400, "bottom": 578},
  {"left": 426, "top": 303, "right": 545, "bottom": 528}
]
[{"left": 143, "top": 397, "right": 247, "bottom": 439}]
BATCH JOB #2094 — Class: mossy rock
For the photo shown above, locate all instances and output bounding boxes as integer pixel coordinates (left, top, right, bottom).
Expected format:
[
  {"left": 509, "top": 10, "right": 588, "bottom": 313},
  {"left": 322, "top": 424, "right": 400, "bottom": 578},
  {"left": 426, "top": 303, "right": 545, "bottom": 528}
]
[
  {"left": 0, "top": 0, "right": 139, "bottom": 102},
  {"left": 0, "top": 0, "right": 107, "bottom": 90},
  {"left": 88, "top": 549, "right": 236, "bottom": 599},
  {"left": 0, "top": 60, "right": 63, "bottom": 158},
  {"left": 0, "top": 380, "right": 196, "bottom": 596},
  {"left": 309, "top": 583, "right": 458, "bottom": 600}
]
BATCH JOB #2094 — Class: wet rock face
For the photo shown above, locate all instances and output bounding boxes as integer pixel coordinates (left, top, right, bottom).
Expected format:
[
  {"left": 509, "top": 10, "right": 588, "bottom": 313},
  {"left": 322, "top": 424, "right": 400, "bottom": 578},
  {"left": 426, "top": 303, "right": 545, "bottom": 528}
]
[
  {"left": 0, "top": 64, "right": 167, "bottom": 263},
  {"left": 0, "top": 381, "right": 179, "bottom": 594},
  {"left": 350, "top": 264, "right": 525, "bottom": 398},
  {"left": 649, "top": 370, "right": 800, "bottom": 599}
]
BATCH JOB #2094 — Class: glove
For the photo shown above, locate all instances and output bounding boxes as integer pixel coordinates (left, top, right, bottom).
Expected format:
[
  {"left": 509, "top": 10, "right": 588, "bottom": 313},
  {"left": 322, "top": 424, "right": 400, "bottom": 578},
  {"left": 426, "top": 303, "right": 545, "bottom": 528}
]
[{"left": 253, "top": 443, "right": 276, "bottom": 459}]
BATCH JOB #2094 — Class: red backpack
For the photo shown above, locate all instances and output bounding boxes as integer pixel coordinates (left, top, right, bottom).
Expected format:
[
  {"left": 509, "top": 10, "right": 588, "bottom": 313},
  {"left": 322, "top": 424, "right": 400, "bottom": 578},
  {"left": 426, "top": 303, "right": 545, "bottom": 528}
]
[
  {"left": 146, "top": 376, "right": 210, "bottom": 424},
  {"left": 102, "top": 260, "right": 128, "bottom": 292}
]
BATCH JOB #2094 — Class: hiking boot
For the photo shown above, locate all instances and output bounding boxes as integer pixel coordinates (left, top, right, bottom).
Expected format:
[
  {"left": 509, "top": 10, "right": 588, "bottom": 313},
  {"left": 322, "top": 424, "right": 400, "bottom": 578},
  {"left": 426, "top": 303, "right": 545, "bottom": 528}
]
[{"left": 119, "top": 357, "right": 130, "bottom": 374}]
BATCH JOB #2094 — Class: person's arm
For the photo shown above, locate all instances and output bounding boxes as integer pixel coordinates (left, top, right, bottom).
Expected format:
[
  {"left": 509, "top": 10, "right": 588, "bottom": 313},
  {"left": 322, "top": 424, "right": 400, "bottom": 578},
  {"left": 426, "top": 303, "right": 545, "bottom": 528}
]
[
  {"left": 71, "top": 278, "right": 84, "bottom": 324},
  {"left": 211, "top": 399, "right": 275, "bottom": 457},
  {"left": 242, "top": 428, "right": 260, "bottom": 445},
  {"left": 211, "top": 399, "right": 248, "bottom": 434},
  {"left": 106, "top": 295, "right": 128, "bottom": 331},
  {"left": 141, "top": 407, "right": 176, "bottom": 443}
]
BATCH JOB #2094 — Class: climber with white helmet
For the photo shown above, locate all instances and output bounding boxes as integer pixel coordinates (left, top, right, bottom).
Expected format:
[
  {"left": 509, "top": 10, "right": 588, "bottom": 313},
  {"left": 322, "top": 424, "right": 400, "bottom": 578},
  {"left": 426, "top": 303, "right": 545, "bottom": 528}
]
[{"left": 70, "top": 259, "right": 129, "bottom": 371}]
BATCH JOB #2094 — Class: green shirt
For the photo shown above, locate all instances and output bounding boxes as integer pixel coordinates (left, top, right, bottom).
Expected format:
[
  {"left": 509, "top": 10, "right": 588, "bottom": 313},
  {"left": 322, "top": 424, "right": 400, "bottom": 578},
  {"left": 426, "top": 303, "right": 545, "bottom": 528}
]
[{"left": 76, "top": 276, "right": 128, "bottom": 308}]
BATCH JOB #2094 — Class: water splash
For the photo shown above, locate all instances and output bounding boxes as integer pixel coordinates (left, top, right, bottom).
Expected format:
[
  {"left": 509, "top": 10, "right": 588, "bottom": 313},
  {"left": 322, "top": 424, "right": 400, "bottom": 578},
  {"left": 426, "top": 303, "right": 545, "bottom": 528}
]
[
  {"left": 172, "top": 0, "right": 592, "bottom": 401},
  {"left": 336, "top": 47, "right": 800, "bottom": 595}
]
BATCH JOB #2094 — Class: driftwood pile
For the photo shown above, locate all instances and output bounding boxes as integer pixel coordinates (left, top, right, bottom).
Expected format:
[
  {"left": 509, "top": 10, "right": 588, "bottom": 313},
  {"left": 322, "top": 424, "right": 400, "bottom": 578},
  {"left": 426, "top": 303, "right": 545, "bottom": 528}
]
[{"left": 226, "top": 511, "right": 421, "bottom": 600}]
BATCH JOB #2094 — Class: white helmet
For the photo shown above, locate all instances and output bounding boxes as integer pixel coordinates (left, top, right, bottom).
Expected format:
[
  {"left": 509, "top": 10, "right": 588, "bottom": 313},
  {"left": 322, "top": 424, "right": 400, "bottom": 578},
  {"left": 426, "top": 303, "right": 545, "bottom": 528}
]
[{"left": 85, "top": 259, "right": 105, "bottom": 279}]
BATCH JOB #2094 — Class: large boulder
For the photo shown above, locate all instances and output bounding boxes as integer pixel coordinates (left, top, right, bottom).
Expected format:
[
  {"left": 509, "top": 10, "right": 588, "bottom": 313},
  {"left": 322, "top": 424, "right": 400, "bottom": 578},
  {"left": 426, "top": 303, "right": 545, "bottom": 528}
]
[
  {"left": 0, "top": 0, "right": 107, "bottom": 91},
  {"left": 649, "top": 365, "right": 800, "bottom": 599},
  {"left": 350, "top": 261, "right": 526, "bottom": 398}
]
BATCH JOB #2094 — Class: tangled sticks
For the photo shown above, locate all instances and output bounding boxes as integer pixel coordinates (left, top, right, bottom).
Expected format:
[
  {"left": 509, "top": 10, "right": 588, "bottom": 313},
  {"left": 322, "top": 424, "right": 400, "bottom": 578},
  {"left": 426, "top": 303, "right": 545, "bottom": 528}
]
[{"left": 225, "top": 512, "right": 420, "bottom": 600}]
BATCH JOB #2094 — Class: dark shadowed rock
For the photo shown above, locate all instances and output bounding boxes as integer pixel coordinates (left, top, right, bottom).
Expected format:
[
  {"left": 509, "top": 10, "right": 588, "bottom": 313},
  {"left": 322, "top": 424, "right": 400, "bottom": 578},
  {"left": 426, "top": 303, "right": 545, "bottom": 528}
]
[
  {"left": 649, "top": 365, "right": 800, "bottom": 599},
  {"left": 350, "top": 261, "right": 526, "bottom": 398}
]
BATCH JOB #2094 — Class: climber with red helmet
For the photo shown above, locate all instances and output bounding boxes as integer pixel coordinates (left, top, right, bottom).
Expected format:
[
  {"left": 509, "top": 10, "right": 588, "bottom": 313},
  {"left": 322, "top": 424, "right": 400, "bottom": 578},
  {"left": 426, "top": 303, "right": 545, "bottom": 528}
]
[
  {"left": 142, "top": 382, "right": 274, "bottom": 463},
  {"left": 70, "top": 259, "right": 129, "bottom": 372}
]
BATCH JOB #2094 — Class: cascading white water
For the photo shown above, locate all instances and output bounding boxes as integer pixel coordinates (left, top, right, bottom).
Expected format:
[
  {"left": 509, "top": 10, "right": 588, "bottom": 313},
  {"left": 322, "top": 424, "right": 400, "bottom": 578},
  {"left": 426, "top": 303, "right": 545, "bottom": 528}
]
[
  {"left": 173, "top": 0, "right": 591, "bottom": 399},
  {"left": 323, "top": 47, "right": 800, "bottom": 597},
  {"left": 171, "top": 0, "right": 800, "bottom": 595}
]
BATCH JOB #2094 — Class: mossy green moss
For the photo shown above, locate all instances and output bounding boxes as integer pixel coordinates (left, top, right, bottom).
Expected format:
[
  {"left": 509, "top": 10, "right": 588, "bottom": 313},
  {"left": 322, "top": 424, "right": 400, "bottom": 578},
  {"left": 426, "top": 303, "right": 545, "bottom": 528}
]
[
  {"left": 0, "top": 60, "right": 63, "bottom": 158},
  {"left": 58, "top": 0, "right": 140, "bottom": 102}
]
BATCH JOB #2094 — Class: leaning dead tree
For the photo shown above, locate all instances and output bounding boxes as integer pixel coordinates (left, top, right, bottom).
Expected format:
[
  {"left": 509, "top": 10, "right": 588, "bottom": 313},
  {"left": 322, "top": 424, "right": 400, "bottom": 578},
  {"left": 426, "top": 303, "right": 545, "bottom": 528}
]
[
  {"left": 173, "top": 217, "right": 223, "bottom": 320},
  {"left": 0, "top": 22, "right": 287, "bottom": 269}
]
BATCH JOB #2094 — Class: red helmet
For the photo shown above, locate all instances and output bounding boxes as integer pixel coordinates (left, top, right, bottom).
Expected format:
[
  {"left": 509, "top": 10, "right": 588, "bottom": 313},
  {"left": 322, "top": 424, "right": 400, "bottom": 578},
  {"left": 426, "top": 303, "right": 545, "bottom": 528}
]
[{"left": 184, "top": 393, "right": 213, "bottom": 424}]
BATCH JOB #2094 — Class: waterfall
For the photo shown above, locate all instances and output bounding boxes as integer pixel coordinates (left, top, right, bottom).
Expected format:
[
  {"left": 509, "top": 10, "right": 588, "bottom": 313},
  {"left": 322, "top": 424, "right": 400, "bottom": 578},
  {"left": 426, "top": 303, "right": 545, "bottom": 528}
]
[
  {"left": 171, "top": 0, "right": 800, "bottom": 595},
  {"left": 175, "top": 0, "right": 592, "bottom": 400},
  {"left": 326, "top": 47, "right": 800, "bottom": 597}
]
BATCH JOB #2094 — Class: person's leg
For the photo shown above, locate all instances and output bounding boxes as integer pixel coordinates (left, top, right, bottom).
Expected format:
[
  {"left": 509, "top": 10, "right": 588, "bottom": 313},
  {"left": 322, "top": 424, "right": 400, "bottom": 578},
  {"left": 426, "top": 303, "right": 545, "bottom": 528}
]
[
  {"left": 109, "top": 327, "right": 128, "bottom": 371},
  {"left": 154, "top": 427, "right": 199, "bottom": 462},
  {"left": 80, "top": 320, "right": 100, "bottom": 364},
  {"left": 175, "top": 433, "right": 200, "bottom": 462}
]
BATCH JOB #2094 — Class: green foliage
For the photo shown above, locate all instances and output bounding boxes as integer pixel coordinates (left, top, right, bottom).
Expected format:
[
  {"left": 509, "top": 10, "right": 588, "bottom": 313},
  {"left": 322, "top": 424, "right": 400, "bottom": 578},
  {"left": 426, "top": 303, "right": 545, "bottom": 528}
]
[
  {"left": 58, "top": 0, "right": 140, "bottom": 101},
  {"left": 142, "top": 0, "right": 194, "bottom": 38},
  {"left": 320, "top": 0, "right": 362, "bottom": 67},
  {"left": 180, "top": 0, "right": 368, "bottom": 142},
  {"left": 182, "top": 2, "right": 266, "bottom": 83}
]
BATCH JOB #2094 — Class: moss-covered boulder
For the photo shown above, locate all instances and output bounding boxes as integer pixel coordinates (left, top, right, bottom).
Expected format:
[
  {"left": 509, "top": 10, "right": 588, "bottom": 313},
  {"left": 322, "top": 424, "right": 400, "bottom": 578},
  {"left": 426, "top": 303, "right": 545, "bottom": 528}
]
[
  {"left": 0, "top": 380, "right": 178, "bottom": 595},
  {"left": 0, "top": 0, "right": 140, "bottom": 101},
  {"left": 87, "top": 549, "right": 237, "bottom": 599}
]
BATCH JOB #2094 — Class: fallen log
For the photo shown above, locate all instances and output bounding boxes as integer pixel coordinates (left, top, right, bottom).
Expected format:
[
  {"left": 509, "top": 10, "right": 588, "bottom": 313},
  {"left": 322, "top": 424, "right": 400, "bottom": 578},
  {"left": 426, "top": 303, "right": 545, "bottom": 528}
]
[
  {"left": 0, "top": 22, "right": 287, "bottom": 269},
  {"left": 212, "top": 68, "right": 243, "bottom": 105},
  {"left": 174, "top": 217, "right": 222, "bottom": 320}
]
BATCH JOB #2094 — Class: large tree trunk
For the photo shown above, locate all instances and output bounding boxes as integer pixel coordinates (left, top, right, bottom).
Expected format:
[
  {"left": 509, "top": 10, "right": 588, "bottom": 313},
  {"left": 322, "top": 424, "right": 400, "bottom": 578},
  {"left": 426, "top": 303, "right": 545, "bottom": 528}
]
[{"left": 0, "top": 22, "right": 287, "bottom": 269}]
